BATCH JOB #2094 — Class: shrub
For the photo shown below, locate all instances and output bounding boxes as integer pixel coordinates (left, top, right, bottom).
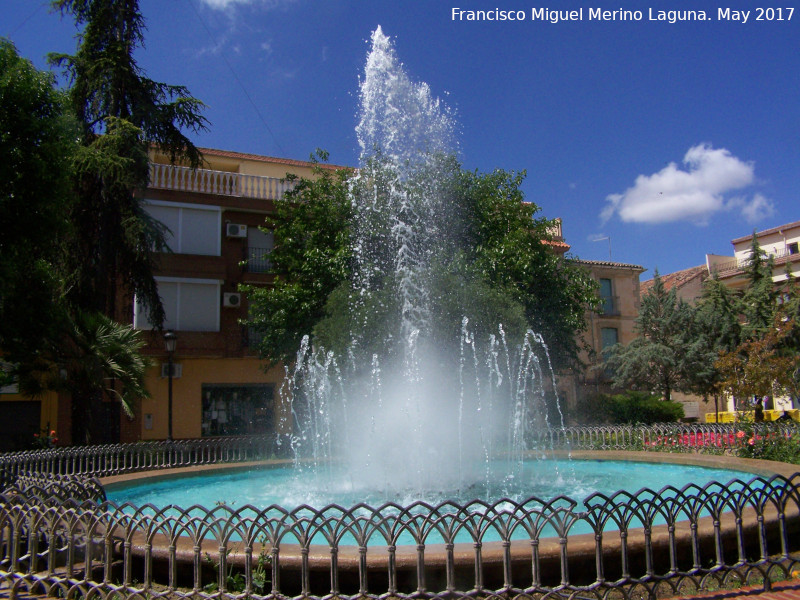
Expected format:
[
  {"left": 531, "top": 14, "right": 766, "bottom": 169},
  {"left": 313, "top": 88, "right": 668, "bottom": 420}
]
[
  {"left": 733, "top": 423, "right": 800, "bottom": 464},
  {"left": 596, "top": 391, "right": 684, "bottom": 425}
]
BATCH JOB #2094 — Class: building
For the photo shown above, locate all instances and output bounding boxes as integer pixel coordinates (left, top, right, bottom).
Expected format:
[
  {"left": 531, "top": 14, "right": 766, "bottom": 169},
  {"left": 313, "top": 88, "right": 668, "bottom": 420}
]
[
  {"left": 706, "top": 220, "right": 800, "bottom": 291},
  {"left": 641, "top": 220, "right": 800, "bottom": 420},
  {"left": 640, "top": 264, "right": 709, "bottom": 304},
  {"left": 1, "top": 147, "right": 647, "bottom": 447},
  {"left": 558, "top": 259, "right": 646, "bottom": 419}
]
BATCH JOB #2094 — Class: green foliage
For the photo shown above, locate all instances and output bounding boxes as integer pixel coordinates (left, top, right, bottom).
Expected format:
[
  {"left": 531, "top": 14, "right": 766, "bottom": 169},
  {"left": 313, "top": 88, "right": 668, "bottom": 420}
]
[
  {"left": 684, "top": 275, "right": 743, "bottom": 417},
  {"left": 246, "top": 155, "right": 598, "bottom": 370},
  {"left": 15, "top": 310, "right": 150, "bottom": 444},
  {"left": 741, "top": 234, "right": 776, "bottom": 340},
  {"left": 0, "top": 38, "right": 76, "bottom": 378},
  {"left": 594, "top": 391, "right": 684, "bottom": 425},
  {"left": 203, "top": 541, "right": 271, "bottom": 595},
  {"left": 50, "top": 0, "right": 207, "bottom": 325},
  {"left": 604, "top": 271, "right": 698, "bottom": 401},
  {"left": 243, "top": 153, "right": 354, "bottom": 366},
  {"left": 455, "top": 167, "right": 598, "bottom": 366}
]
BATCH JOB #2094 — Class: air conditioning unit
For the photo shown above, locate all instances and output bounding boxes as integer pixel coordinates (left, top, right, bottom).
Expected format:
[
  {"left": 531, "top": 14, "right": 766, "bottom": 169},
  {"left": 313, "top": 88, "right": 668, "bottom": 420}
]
[
  {"left": 223, "top": 292, "right": 242, "bottom": 307},
  {"left": 161, "top": 363, "right": 182, "bottom": 378},
  {"left": 226, "top": 223, "right": 247, "bottom": 238}
]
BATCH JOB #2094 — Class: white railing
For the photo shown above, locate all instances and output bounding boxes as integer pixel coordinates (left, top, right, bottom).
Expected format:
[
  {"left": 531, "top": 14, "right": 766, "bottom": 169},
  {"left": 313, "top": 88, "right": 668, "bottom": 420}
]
[
  {"left": 149, "top": 163, "right": 296, "bottom": 200},
  {"left": 715, "top": 247, "right": 800, "bottom": 275}
]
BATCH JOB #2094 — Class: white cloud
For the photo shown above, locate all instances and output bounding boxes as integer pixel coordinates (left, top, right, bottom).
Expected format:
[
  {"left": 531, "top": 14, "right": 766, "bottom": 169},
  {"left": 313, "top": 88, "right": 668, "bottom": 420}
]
[
  {"left": 199, "top": 0, "right": 296, "bottom": 12},
  {"left": 740, "top": 193, "right": 776, "bottom": 224},
  {"left": 600, "top": 144, "right": 764, "bottom": 226}
]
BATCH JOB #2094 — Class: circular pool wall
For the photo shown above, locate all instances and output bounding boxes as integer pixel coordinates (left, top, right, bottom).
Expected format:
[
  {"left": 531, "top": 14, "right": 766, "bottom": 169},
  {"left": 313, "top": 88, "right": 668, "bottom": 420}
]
[{"left": 97, "top": 451, "right": 800, "bottom": 595}]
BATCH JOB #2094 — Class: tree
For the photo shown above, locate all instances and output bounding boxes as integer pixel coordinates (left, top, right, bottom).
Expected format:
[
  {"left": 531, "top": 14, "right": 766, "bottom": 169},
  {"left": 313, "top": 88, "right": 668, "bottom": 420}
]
[
  {"left": 15, "top": 311, "right": 150, "bottom": 445},
  {"left": 0, "top": 38, "right": 76, "bottom": 389},
  {"left": 690, "top": 275, "right": 742, "bottom": 420},
  {"left": 604, "top": 271, "right": 698, "bottom": 402},
  {"left": 715, "top": 312, "right": 799, "bottom": 411},
  {"left": 243, "top": 152, "right": 354, "bottom": 366},
  {"left": 455, "top": 167, "right": 599, "bottom": 367},
  {"left": 740, "top": 234, "right": 776, "bottom": 340},
  {"left": 50, "top": 0, "right": 208, "bottom": 326},
  {"left": 246, "top": 157, "right": 598, "bottom": 370}
]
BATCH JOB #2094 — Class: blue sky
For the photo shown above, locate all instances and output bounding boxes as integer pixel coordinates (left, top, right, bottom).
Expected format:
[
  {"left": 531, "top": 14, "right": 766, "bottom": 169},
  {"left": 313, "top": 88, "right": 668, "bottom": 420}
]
[{"left": 4, "top": 0, "right": 799, "bottom": 279}]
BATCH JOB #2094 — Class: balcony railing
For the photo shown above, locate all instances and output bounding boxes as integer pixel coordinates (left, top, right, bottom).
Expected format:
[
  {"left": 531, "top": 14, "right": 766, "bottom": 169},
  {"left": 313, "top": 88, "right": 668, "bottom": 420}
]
[
  {"left": 244, "top": 246, "right": 272, "bottom": 273},
  {"left": 149, "top": 162, "right": 295, "bottom": 200},
  {"left": 715, "top": 246, "right": 800, "bottom": 275}
]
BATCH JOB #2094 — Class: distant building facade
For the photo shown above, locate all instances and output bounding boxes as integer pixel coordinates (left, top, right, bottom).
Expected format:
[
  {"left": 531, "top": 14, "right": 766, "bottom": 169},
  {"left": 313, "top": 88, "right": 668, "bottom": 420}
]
[
  {"left": 0, "top": 147, "right": 649, "bottom": 446},
  {"left": 559, "top": 259, "right": 646, "bottom": 420},
  {"left": 642, "top": 219, "right": 800, "bottom": 419}
]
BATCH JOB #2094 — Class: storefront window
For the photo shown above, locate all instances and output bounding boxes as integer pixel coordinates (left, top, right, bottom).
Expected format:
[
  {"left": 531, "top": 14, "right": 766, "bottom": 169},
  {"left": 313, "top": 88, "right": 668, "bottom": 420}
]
[{"left": 201, "top": 384, "right": 274, "bottom": 437}]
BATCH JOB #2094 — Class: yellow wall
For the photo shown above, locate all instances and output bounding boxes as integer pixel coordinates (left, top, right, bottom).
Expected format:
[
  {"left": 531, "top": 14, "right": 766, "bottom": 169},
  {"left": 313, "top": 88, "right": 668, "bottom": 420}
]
[
  {"left": 140, "top": 357, "right": 288, "bottom": 440},
  {"left": 0, "top": 391, "right": 59, "bottom": 434}
]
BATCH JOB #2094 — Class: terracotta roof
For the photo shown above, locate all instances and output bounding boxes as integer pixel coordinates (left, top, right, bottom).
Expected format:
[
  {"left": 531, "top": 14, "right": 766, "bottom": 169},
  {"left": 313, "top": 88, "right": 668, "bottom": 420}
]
[
  {"left": 731, "top": 220, "right": 800, "bottom": 244},
  {"left": 543, "top": 239, "right": 571, "bottom": 252},
  {"left": 641, "top": 264, "right": 707, "bottom": 295},
  {"left": 198, "top": 147, "right": 351, "bottom": 171}
]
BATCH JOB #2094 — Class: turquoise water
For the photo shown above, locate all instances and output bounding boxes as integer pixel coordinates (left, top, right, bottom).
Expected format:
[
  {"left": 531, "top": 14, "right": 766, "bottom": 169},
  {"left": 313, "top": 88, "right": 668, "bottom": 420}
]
[{"left": 105, "top": 459, "right": 762, "bottom": 545}]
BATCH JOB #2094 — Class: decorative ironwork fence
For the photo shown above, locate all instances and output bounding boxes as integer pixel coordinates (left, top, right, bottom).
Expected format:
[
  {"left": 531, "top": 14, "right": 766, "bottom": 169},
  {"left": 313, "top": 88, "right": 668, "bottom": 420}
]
[
  {"left": 2, "top": 424, "right": 795, "bottom": 487},
  {"left": 1, "top": 425, "right": 799, "bottom": 600}
]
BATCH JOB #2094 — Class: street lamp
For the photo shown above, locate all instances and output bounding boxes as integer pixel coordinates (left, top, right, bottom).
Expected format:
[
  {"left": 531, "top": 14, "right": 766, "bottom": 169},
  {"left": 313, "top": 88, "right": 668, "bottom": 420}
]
[{"left": 163, "top": 330, "right": 177, "bottom": 441}]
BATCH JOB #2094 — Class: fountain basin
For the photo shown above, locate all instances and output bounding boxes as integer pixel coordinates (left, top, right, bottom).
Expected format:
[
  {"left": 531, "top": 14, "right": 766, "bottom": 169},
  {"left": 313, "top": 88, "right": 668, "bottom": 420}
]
[{"left": 98, "top": 452, "right": 800, "bottom": 595}]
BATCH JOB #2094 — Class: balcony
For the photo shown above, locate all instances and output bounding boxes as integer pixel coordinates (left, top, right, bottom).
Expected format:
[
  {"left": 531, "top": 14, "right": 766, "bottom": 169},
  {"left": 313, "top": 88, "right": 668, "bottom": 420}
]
[
  {"left": 244, "top": 246, "right": 272, "bottom": 273},
  {"left": 149, "top": 163, "right": 295, "bottom": 200},
  {"left": 714, "top": 245, "right": 800, "bottom": 275}
]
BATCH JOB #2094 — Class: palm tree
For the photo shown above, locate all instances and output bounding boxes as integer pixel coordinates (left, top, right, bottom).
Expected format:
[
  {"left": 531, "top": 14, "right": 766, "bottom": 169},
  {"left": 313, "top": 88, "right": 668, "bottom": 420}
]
[{"left": 61, "top": 311, "right": 149, "bottom": 444}]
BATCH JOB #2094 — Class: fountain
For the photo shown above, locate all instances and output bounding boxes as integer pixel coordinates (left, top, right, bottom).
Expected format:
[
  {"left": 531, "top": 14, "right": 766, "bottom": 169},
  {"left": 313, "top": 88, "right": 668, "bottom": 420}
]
[
  {"left": 279, "top": 26, "right": 565, "bottom": 501},
  {"left": 4, "top": 26, "right": 797, "bottom": 600}
]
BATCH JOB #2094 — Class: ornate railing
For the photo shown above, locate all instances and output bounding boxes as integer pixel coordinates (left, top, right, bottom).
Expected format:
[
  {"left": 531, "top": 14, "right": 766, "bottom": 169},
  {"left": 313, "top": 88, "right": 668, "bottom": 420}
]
[
  {"left": 1, "top": 424, "right": 797, "bottom": 487},
  {"left": 149, "top": 163, "right": 295, "bottom": 200},
  {"left": 1, "top": 425, "right": 799, "bottom": 599},
  {"left": 0, "top": 435, "right": 277, "bottom": 489}
]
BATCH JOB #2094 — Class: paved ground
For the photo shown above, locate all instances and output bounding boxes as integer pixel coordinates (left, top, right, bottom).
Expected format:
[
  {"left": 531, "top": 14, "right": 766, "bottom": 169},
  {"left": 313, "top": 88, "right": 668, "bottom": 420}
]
[{"left": 669, "top": 579, "right": 800, "bottom": 600}]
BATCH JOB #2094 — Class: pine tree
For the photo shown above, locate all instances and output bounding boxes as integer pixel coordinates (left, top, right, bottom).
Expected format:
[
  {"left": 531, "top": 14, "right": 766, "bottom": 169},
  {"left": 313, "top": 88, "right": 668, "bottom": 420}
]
[
  {"left": 604, "top": 271, "right": 697, "bottom": 402},
  {"left": 741, "top": 234, "right": 775, "bottom": 340},
  {"left": 50, "top": 0, "right": 208, "bottom": 326},
  {"left": 691, "top": 275, "right": 742, "bottom": 419}
]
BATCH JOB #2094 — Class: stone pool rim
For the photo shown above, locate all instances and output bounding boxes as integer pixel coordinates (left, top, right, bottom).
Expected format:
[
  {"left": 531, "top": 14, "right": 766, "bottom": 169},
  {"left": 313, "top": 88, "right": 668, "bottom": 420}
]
[{"left": 97, "top": 450, "right": 800, "bottom": 578}]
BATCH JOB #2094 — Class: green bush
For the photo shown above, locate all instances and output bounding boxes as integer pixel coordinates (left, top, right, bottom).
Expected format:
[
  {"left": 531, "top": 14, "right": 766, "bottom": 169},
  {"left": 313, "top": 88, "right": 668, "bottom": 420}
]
[{"left": 595, "top": 391, "right": 684, "bottom": 425}]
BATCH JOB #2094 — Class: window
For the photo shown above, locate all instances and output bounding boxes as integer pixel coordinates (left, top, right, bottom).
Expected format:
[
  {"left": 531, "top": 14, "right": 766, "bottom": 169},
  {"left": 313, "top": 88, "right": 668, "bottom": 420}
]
[
  {"left": 201, "top": 384, "right": 274, "bottom": 437},
  {"left": 0, "top": 362, "right": 19, "bottom": 394},
  {"left": 134, "top": 277, "right": 221, "bottom": 331},
  {"left": 600, "top": 327, "right": 619, "bottom": 380},
  {"left": 246, "top": 227, "right": 274, "bottom": 273},
  {"left": 600, "top": 327, "right": 618, "bottom": 349},
  {"left": 599, "top": 278, "right": 615, "bottom": 314},
  {"left": 788, "top": 242, "right": 799, "bottom": 255},
  {"left": 143, "top": 200, "right": 221, "bottom": 256}
]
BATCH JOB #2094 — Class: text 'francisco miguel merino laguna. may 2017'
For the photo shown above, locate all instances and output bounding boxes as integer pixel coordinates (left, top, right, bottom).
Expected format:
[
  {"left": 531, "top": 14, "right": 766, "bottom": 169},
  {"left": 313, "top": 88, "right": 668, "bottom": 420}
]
[{"left": 451, "top": 7, "right": 794, "bottom": 24}]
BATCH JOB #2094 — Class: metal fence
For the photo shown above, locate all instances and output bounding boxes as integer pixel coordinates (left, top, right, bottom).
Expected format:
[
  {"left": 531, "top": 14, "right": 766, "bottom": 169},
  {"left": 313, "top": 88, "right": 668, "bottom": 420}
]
[
  {"left": 2, "top": 424, "right": 794, "bottom": 486},
  {"left": 1, "top": 425, "right": 799, "bottom": 600}
]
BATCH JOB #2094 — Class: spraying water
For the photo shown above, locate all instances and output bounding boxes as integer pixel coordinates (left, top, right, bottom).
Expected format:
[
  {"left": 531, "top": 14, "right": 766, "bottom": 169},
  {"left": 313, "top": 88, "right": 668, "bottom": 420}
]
[{"left": 282, "top": 27, "right": 564, "bottom": 501}]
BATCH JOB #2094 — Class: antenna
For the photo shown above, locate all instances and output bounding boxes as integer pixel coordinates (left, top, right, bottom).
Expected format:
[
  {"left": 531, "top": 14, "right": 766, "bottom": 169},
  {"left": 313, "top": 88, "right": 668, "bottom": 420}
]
[{"left": 591, "top": 235, "right": 612, "bottom": 260}]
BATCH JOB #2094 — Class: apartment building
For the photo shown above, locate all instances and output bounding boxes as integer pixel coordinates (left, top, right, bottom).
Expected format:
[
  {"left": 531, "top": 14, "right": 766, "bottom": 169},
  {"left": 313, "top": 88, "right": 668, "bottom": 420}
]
[
  {"left": 706, "top": 220, "right": 800, "bottom": 290},
  {"left": 1, "top": 147, "right": 646, "bottom": 446},
  {"left": 557, "top": 259, "right": 646, "bottom": 417},
  {"left": 641, "top": 220, "right": 800, "bottom": 420}
]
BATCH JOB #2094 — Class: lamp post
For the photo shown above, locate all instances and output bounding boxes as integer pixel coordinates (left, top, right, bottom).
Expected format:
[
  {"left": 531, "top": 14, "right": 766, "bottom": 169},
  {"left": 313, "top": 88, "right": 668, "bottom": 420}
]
[{"left": 163, "top": 330, "right": 177, "bottom": 441}]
